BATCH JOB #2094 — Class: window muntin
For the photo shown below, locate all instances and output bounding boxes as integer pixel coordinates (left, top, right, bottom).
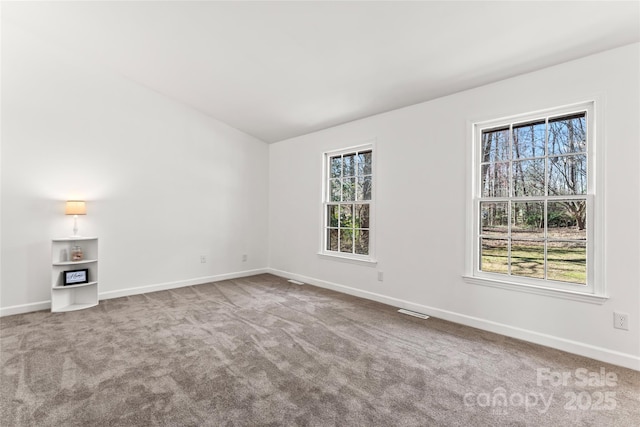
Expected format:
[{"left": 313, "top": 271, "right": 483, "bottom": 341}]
[
  {"left": 476, "top": 107, "right": 592, "bottom": 290},
  {"left": 324, "top": 147, "right": 373, "bottom": 258}
]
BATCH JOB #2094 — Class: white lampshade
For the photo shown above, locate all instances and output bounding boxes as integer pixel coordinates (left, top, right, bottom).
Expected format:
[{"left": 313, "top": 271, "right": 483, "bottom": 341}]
[{"left": 65, "top": 201, "right": 86, "bottom": 216}]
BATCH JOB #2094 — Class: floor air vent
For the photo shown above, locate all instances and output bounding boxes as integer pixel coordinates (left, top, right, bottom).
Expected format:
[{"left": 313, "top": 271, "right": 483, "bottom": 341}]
[{"left": 397, "top": 309, "right": 429, "bottom": 319}]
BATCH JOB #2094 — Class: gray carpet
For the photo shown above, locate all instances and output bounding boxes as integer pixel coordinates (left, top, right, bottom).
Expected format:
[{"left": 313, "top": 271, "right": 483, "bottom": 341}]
[{"left": 1, "top": 274, "right": 638, "bottom": 426}]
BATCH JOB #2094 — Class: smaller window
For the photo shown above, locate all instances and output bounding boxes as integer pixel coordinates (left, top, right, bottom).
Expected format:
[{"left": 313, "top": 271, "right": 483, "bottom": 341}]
[{"left": 322, "top": 145, "right": 374, "bottom": 260}]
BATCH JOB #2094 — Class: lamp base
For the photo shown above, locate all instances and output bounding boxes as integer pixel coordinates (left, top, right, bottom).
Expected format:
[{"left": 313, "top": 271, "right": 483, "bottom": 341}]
[{"left": 71, "top": 215, "right": 81, "bottom": 238}]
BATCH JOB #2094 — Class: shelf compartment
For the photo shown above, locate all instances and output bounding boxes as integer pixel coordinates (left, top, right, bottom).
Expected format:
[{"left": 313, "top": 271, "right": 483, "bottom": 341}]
[{"left": 51, "top": 282, "right": 98, "bottom": 313}]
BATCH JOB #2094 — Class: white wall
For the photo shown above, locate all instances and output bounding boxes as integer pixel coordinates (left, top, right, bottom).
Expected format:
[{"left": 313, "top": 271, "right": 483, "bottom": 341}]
[
  {"left": 269, "top": 44, "right": 640, "bottom": 370},
  {"left": 1, "top": 22, "right": 269, "bottom": 314}
]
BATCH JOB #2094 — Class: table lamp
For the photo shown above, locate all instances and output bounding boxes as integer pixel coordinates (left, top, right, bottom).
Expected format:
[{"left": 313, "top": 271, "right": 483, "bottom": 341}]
[{"left": 65, "top": 200, "right": 86, "bottom": 237}]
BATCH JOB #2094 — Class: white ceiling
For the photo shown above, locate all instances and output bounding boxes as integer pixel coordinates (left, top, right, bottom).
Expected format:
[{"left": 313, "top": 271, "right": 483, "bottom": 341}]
[{"left": 3, "top": 1, "right": 639, "bottom": 143}]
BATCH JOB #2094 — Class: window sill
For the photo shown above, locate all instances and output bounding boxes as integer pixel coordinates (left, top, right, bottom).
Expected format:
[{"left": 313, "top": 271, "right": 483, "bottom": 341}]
[
  {"left": 462, "top": 275, "right": 608, "bottom": 304},
  {"left": 317, "top": 252, "right": 378, "bottom": 267}
]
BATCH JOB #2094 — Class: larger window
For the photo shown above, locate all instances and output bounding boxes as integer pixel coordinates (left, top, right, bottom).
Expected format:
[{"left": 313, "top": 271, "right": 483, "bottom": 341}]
[
  {"left": 469, "top": 102, "right": 603, "bottom": 298},
  {"left": 322, "top": 145, "right": 374, "bottom": 260}
]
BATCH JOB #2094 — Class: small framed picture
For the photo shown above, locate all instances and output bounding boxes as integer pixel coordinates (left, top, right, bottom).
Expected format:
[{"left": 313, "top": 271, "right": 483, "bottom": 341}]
[{"left": 63, "top": 269, "right": 89, "bottom": 286}]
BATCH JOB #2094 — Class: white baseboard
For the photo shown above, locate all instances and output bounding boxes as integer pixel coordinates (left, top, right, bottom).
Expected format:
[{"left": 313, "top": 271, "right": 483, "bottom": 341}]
[
  {"left": 0, "top": 268, "right": 268, "bottom": 317},
  {"left": 0, "top": 301, "right": 51, "bottom": 317},
  {"left": 267, "top": 268, "right": 640, "bottom": 372},
  {"left": 99, "top": 268, "right": 269, "bottom": 300}
]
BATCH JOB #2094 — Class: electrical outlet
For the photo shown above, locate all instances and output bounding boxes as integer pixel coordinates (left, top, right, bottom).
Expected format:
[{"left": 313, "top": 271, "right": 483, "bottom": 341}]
[
  {"left": 377, "top": 271, "right": 384, "bottom": 282},
  {"left": 242, "top": 254, "right": 248, "bottom": 262},
  {"left": 200, "top": 256, "right": 206, "bottom": 263},
  {"left": 613, "top": 312, "right": 629, "bottom": 330}
]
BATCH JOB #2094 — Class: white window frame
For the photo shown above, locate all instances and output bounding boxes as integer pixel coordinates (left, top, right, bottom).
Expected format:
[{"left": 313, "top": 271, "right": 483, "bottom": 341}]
[
  {"left": 464, "top": 101, "right": 606, "bottom": 303},
  {"left": 319, "top": 143, "right": 376, "bottom": 265}
]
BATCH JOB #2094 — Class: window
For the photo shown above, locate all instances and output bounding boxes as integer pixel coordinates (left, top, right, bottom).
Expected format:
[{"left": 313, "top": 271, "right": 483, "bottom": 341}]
[
  {"left": 468, "top": 102, "right": 604, "bottom": 299},
  {"left": 322, "top": 145, "right": 374, "bottom": 261}
]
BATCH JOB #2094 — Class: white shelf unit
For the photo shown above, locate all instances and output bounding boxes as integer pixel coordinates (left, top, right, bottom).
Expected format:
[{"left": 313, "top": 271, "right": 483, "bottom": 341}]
[{"left": 51, "top": 237, "right": 99, "bottom": 312}]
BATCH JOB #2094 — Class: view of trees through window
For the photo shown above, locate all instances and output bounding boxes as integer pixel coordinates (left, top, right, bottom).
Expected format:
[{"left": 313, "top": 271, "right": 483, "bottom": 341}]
[
  {"left": 325, "top": 149, "right": 372, "bottom": 256},
  {"left": 479, "top": 112, "right": 588, "bottom": 284}
]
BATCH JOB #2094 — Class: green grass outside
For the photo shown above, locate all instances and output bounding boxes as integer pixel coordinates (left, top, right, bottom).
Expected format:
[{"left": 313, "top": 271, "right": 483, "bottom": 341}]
[{"left": 481, "top": 243, "right": 586, "bottom": 284}]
